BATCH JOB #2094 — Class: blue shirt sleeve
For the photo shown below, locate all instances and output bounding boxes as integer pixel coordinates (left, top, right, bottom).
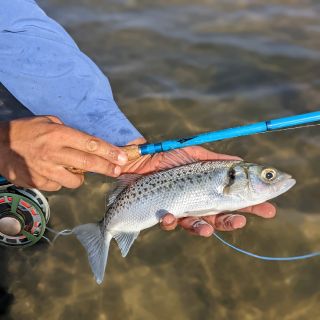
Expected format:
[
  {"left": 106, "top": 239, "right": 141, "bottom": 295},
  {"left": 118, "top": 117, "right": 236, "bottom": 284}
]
[{"left": 0, "top": 0, "right": 143, "bottom": 146}]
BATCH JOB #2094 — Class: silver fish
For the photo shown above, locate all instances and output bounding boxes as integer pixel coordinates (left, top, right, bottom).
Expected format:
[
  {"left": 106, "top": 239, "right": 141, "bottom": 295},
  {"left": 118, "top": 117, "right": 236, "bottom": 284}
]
[{"left": 74, "top": 151, "right": 295, "bottom": 284}]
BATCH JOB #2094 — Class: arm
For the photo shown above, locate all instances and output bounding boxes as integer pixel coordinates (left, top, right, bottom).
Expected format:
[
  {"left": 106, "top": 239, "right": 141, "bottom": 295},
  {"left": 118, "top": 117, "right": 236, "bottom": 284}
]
[{"left": 0, "top": 0, "right": 142, "bottom": 146}]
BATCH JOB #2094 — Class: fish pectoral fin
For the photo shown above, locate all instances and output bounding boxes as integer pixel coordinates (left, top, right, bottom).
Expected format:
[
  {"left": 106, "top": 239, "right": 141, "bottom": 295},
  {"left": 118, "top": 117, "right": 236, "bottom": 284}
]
[
  {"left": 156, "top": 149, "right": 199, "bottom": 171},
  {"left": 113, "top": 231, "right": 140, "bottom": 257},
  {"left": 184, "top": 209, "right": 220, "bottom": 217},
  {"left": 107, "top": 174, "right": 142, "bottom": 206}
]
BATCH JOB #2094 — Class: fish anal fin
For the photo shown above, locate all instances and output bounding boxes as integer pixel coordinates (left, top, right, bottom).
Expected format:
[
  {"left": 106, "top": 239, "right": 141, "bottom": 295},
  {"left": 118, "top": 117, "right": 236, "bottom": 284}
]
[{"left": 113, "top": 231, "right": 140, "bottom": 257}]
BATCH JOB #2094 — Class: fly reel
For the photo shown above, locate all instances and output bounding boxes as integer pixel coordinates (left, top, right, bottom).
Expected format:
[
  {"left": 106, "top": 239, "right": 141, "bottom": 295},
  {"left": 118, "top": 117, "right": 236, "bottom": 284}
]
[{"left": 0, "top": 177, "right": 50, "bottom": 247}]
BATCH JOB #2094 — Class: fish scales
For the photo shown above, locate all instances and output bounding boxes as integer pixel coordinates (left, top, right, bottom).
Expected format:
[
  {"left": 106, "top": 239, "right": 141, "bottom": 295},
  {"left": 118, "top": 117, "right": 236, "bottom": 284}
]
[{"left": 105, "top": 160, "right": 236, "bottom": 232}]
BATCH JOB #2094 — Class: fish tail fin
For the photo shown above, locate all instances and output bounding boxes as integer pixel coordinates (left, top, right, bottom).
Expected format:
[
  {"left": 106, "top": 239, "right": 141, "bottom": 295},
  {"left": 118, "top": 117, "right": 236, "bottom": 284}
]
[{"left": 73, "top": 223, "right": 112, "bottom": 285}]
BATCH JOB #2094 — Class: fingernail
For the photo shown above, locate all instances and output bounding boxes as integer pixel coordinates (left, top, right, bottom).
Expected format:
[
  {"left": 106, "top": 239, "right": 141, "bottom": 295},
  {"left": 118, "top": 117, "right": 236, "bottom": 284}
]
[
  {"left": 231, "top": 215, "right": 246, "bottom": 229},
  {"left": 114, "top": 166, "right": 121, "bottom": 176},
  {"left": 163, "top": 215, "right": 175, "bottom": 225},
  {"left": 117, "top": 153, "right": 128, "bottom": 165},
  {"left": 267, "top": 208, "right": 276, "bottom": 217},
  {"left": 193, "top": 220, "right": 212, "bottom": 237},
  {"left": 199, "top": 228, "right": 212, "bottom": 237},
  {"left": 192, "top": 220, "right": 207, "bottom": 229}
]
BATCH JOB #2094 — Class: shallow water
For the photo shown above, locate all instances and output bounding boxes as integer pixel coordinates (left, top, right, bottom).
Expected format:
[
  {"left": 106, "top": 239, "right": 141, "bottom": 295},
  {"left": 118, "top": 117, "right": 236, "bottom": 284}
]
[{"left": 1, "top": 0, "right": 320, "bottom": 319}]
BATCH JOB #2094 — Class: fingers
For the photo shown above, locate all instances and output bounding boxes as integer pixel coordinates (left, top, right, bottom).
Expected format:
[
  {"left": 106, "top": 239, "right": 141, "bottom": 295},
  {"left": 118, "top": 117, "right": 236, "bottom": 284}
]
[
  {"left": 183, "top": 146, "right": 242, "bottom": 161},
  {"left": 160, "top": 213, "right": 178, "bottom": 231},
  {"left": 51, "top": 147, "right": 121, "bottom": 177},
  {"left": 8, "top": 159, "right": 84, "bottom": 190},
  {"left": 178, "top": 217, "right": 214, "bottom": 237},
  {"left": 210, "top": 214, "right": 246, "bottom": 231},
  {"left": 238, "top": 202, "right": 276, "bottom": 218},
  {"left": 160, "top": 214, "right": 214, "bottom": 237},
  {"left": 9, "top": 170, "right": 62, "bottom": 191},
  {"left": 160, "top": 212, "right": 246, "bottom": 236},
  {"left": 36, "top": 180, "right": 62, "bottom": 192},
  {"left": 125, "top": 137, "right": 147, "bottom": 145},
  {"left": 44, "top": 115, "right": 64, "bottom": 124},
  {"left": 161, "top": 206, "right": 274, "bottom": 237},
  {"left": 61, "top": 127, "right": 128, "bottom": 166},
  {"left": 45, "top": 166, "right": 84, "bottom": 189}
]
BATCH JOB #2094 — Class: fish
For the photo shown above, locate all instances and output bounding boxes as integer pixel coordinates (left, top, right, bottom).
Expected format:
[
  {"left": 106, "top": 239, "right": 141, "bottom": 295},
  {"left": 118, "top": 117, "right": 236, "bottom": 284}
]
[{"left": 73, "top": 151, "right": 296, "bottom": 284}]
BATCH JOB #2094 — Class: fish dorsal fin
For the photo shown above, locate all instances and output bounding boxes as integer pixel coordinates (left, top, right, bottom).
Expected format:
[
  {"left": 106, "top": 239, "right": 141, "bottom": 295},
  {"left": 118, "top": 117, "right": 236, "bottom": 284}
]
[
  {"left": 113, "top": 231, "right": 140, "bottom": 257},
  {"left": 107, "top": 174, "right": 142, "bottom": 206},
  {"left": 157, "top": 149, "right": 199, "bottom": 171}
]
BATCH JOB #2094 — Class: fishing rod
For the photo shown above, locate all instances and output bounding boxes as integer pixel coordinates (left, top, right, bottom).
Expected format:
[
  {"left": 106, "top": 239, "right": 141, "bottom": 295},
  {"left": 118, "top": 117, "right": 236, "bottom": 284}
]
[
  {"left": 123, "top": 110, "right": 320, "bottom": 261},
  {"left": 124, "top": 111, "right": 320, "bottom": 159}
]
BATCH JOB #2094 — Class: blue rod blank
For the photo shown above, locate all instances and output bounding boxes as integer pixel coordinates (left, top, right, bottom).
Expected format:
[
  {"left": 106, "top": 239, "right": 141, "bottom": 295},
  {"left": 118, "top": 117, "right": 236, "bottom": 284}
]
[{"left": 139, "top": 111, "right": 320, "bottom": 155}]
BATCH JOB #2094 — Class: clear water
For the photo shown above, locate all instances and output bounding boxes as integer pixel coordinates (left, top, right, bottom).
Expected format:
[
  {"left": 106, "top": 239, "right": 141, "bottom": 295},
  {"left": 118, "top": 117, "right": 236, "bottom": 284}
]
[{"left": 1, "top": 0, "right": 320, "bottom": 319}]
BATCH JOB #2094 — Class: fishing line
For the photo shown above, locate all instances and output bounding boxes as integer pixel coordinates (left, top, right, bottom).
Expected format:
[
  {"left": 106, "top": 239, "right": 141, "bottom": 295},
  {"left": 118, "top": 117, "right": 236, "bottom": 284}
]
[
  {"left": 45, "top": 227, "right": 73, "bottom": 244},
  {"left": 213, "top": 232, "right": 320, "bottom": 261},
  {"left": 41, "top": 235, "right": 52, "bottom": 245}
]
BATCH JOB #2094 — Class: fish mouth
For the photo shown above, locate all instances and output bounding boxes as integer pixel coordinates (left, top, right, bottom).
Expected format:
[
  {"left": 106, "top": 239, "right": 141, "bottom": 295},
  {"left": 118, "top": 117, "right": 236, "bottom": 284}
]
[{"left": 278, "top": 177, "right": 296, "bottom": 192}]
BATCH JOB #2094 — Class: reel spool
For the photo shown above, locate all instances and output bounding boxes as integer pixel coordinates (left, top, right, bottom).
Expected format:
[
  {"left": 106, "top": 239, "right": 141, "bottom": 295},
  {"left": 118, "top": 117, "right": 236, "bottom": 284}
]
[{"left": 0, "top": 178, "right": 50, "bottom": 247}]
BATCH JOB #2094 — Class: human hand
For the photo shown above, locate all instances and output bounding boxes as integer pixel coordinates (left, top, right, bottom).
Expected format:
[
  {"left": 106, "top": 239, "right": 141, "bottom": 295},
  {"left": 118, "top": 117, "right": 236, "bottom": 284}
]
[
  {"left": 122, "top": 143, "right": 276, "bottom": 237},
  {"left": 0, "top": 116, "right": 128, "bottom": 191}
]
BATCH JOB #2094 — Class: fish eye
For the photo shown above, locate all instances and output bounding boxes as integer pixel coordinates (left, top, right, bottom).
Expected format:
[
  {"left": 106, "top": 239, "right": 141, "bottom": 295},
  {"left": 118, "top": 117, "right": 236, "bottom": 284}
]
[
  {"left": 261, "top": 168, "right": 277, "bottom": 182},
  {"left": 228, "top": 168, "right": 236, "bottom": 180}
]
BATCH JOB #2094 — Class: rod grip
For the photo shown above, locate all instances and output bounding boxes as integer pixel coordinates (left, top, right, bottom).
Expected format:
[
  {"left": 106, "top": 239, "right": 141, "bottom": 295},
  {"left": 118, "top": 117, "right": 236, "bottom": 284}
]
[{"left": 121, "top": 145, "right": 141, "bottom": 161}]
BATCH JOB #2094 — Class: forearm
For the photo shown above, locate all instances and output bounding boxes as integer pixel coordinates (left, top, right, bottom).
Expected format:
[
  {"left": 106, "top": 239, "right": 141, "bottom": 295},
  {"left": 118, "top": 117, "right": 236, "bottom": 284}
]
[{"left": 0, "top": 0, "right": 143, "bottom": 146}]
